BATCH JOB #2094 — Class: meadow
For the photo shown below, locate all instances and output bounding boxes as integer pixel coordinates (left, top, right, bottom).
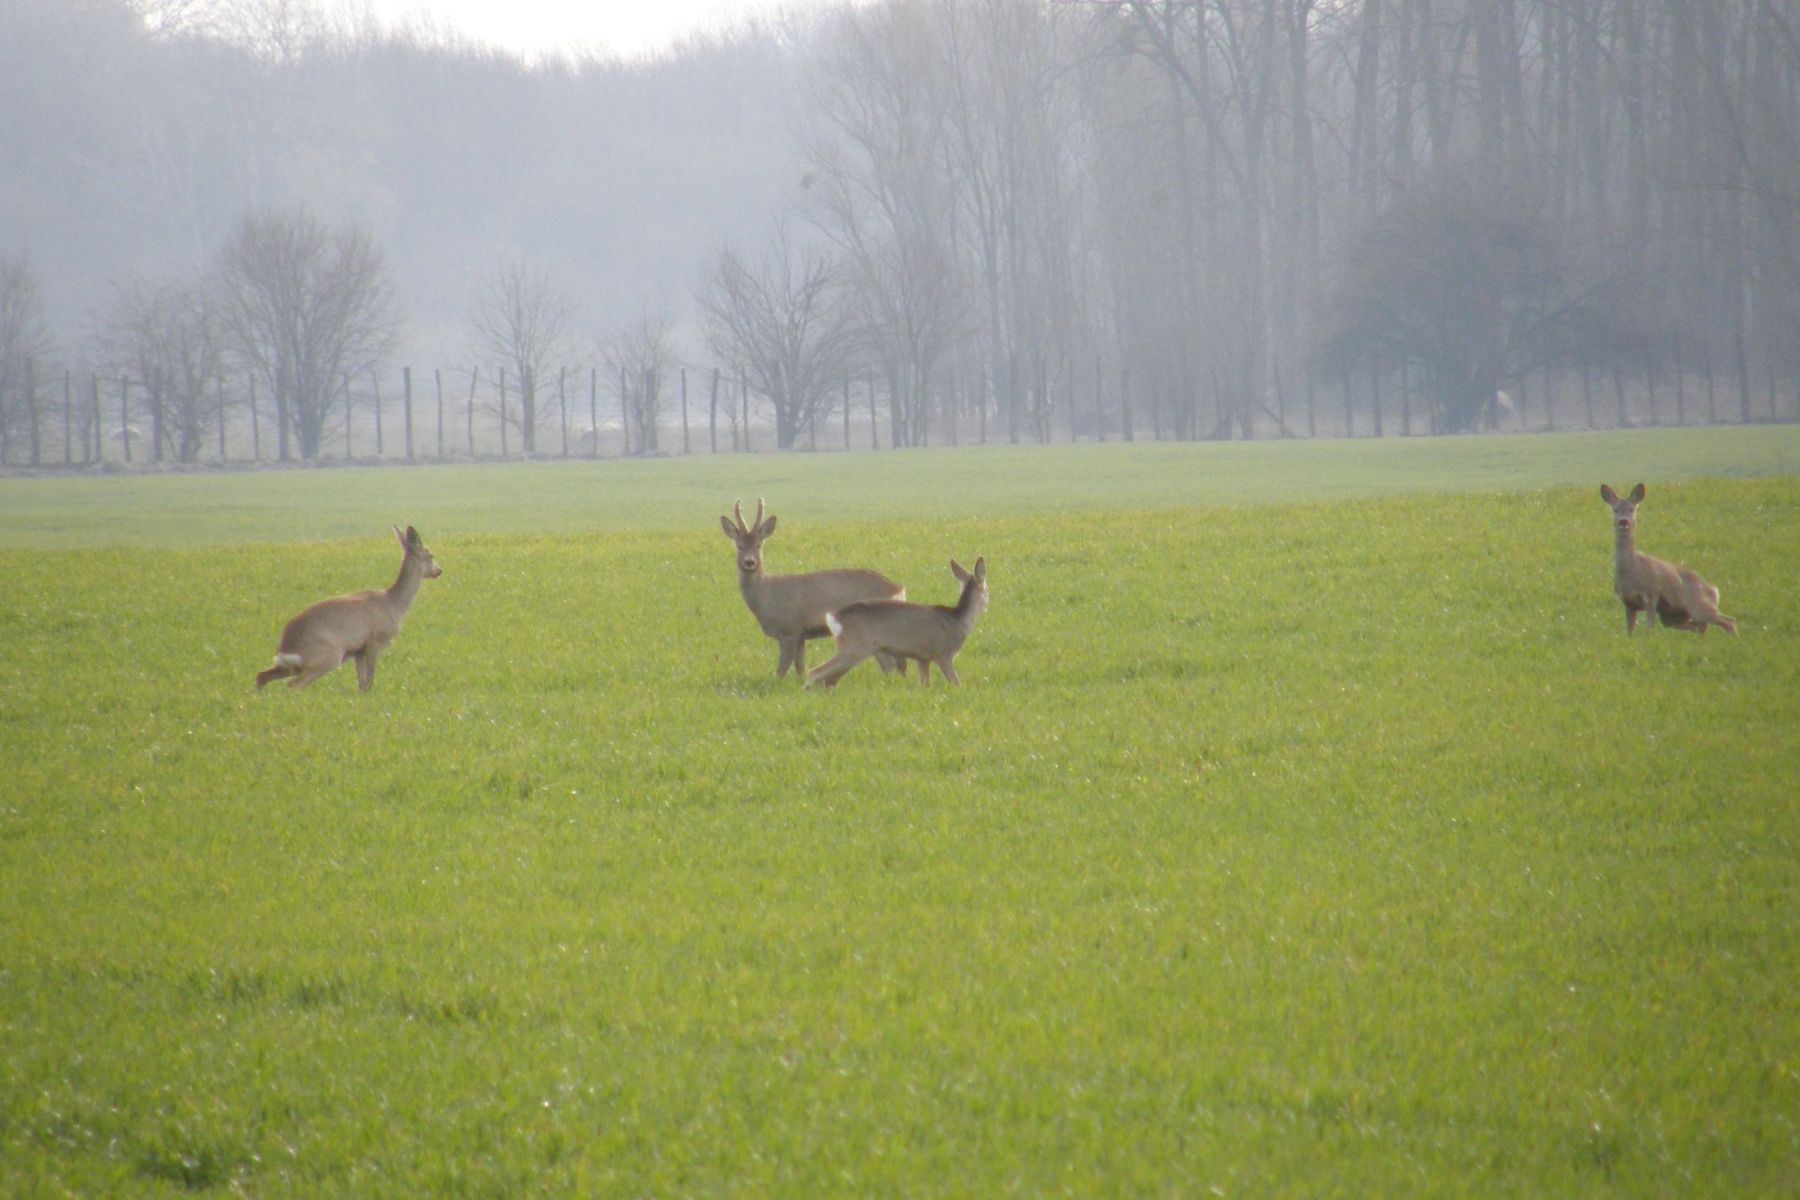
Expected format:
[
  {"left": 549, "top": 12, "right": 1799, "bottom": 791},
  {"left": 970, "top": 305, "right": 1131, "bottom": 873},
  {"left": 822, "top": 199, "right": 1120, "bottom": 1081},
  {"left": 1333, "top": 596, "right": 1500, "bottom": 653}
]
[{"left": 1, "top": 428, "right": 1796, "bottom": 1196}]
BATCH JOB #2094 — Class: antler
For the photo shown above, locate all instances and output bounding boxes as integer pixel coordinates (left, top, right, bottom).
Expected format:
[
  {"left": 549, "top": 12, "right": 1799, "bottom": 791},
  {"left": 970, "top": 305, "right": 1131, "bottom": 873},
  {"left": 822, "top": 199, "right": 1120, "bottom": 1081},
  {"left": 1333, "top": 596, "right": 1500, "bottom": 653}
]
[
  {"left": 732, "top": 499, "right": 748, "bottom": 534},
  {"left": 753, "top": 497, "right": 765, "bottom": 533}
]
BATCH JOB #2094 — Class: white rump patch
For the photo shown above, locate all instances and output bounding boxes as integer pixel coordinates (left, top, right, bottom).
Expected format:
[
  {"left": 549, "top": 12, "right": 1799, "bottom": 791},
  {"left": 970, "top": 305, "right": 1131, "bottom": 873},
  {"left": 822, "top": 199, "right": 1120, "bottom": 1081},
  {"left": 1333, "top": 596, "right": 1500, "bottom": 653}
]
[
  {"left": 894, "top": 588, "right": 906, "bottom": 602},
  {"left": 825, "top": 612, "right": 843, "bottom": 637},
  {"left": 274, "top": 653, "right": 303, "bottom": 668}
]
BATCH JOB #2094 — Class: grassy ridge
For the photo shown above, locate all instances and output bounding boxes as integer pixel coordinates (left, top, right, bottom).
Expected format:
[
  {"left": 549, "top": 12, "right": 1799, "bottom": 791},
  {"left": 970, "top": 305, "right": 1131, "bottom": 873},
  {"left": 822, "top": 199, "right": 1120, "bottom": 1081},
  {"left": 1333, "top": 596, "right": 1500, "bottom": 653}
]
[
  {"left": 0, "top": 443, "right": 1796, "bottom": 1195},
  {"left": 0, "top": 423, "right": 1796, "bottom": 547}
]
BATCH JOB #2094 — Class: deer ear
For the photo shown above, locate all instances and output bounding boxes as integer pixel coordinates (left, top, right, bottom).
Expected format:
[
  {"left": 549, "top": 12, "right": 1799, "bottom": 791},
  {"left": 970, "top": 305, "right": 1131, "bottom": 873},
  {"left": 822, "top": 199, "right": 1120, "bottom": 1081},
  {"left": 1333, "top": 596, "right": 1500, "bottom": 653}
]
[
  {"left": 950, "top": 558, "right": 970, "bottom": 582},
  {"left": 393, "top": 524, "right": 408, "bottom": 549},
  {"left": 1629, "top": 483, "right": 1646, "bottom": 502},
  {"left": 973, "top": 557, "right": 986, "bottom": 580},
  {"left": 406, "top": 526, "right": 422, "bottom": 548},
  {"left": 1600, "top": 484, "right": 1617, "bottom": 503},
  {"left": 720, "top": 515, "right": 740, "bottom": 540},
  {"left": 758, "top": 515, "right": 776, "bottom": 538}
]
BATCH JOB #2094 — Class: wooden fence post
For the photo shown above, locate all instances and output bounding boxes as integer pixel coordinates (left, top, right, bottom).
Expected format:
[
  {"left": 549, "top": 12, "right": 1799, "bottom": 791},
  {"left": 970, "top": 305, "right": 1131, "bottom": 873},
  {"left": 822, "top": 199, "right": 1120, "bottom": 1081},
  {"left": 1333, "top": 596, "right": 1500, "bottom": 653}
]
[
  {"left": 435, "top": 369, "right": 444, "bottom": 460},
  {"left": 619, "top": 364, "right": 630, "bottom": 456},
  {"left": 559, "top": 366, "right": 569, "bottom": 457},
  {"left": 709, "top": 366, "right": 720, "bottom": 454},
  {"left": 372, "top": 368, "right": 385, "bottom": 456},
  {"left": 120, "top": 377, "right": 132, "bottom": 464},
  {"left": 681, "top": 367, "right": 691, "bottom": 454},
  {"left": 467, "top": 366, "right": 479, "bottom": 458},
  {"left": 89, "top": 373, "right": 101, "bottom": 463},
  {"left": 1734, "top": 329, "right": 1751, "bottom": 423},
  {"left": 499, "top": 368, "right": 508, "bottom": 457},
  {"left": 1121, "top": 366, "right": 1134, "bottom": 443},
  {"left": 1370, "top": 360, "right": 1383, "bottom": 437},
  {"left": 403, "top": 366, "right": 414, "bottom": 460},
  {"left": 344, "top": 374, "right": 354, "bottom": 459}
]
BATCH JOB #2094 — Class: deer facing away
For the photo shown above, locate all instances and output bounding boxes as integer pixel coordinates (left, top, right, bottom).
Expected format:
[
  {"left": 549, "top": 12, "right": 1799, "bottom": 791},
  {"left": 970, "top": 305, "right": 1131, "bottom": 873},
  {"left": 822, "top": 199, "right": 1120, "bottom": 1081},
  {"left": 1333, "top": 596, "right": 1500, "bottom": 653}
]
[
  {"left": 722, "top": 498, "right": 906, "bottom": 679},
  {"left": 1600, "top": 484, "right": 1736, "bottom": 635},
  {"left": 255, "top": 525, "right": 443, "bottom": 691},
  {"left": 808, "top": 557, "right": 988, "bottom": 689}
]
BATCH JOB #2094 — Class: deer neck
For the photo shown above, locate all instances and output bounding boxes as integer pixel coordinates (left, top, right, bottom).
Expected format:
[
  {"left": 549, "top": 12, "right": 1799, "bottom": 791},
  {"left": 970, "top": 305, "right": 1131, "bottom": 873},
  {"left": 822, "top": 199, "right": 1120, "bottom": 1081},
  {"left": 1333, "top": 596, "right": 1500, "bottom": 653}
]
[
  {"left": 1613, "top": 524, "right": 1639, "bottom": 571},
  {"left": 947, "top": 583, "right": 984, "bottom": 632},
  {"left": 738, "top": 564, "right": 772, "bottom": 611},
  {"left": 387, "top": 555, "right": 426, "bottom": 614}
]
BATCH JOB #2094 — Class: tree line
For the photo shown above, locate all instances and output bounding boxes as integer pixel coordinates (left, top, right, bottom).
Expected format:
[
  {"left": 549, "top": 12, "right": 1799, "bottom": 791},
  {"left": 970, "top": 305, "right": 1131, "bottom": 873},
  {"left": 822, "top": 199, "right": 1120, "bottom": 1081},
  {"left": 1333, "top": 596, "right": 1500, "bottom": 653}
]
[{"left": 2, "top": 0, "right": 1795, "bottom": 467}]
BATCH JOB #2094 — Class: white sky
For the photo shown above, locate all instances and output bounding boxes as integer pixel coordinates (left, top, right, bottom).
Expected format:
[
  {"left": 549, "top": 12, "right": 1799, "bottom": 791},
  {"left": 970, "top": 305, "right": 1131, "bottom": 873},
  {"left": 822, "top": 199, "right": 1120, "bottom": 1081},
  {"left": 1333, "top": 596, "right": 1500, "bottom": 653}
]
[{"left": 358, "top": 0, "right": 788, "bottom": 61}]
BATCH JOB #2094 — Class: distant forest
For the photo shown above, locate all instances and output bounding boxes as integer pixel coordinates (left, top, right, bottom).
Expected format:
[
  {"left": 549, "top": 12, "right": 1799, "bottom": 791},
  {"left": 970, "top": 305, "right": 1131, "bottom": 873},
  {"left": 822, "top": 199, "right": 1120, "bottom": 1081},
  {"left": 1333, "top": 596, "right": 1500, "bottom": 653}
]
[{"left": 1, "top": 0, "right": 1796, "bottom": 465}]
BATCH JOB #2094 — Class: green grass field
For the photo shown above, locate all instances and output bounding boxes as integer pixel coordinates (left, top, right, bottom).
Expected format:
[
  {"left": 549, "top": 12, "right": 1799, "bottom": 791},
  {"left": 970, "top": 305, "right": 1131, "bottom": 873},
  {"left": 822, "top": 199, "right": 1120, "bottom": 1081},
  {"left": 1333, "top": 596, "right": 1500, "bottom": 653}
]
[{"left": 2, "top": 429, "right": 1796, "bottom": 1196}]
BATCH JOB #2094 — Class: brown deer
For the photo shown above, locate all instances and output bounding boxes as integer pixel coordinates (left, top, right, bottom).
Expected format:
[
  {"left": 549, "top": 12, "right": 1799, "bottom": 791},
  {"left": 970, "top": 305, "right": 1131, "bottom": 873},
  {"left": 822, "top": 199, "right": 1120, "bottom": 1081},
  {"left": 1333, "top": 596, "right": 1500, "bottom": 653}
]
[
  {"left": 1600, "top": 484, "right": 1736, "bottom": 635},
  {"left": 255, "top": 525, "right": 443, "bottom": 691},
  {"left": 808, "top": 557, "right": 988, "bottom": 689},
  {"left": 721, "top": 498, "right": 906, "bottom": 679}
]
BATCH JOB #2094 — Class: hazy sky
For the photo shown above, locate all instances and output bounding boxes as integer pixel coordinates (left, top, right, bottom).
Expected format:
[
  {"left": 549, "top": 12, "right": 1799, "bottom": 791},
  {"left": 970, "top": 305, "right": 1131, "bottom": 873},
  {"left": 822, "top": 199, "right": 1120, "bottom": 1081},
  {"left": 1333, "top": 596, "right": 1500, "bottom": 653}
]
[{"left": 359, "top": 0, "right": 791, "bottom": 60}]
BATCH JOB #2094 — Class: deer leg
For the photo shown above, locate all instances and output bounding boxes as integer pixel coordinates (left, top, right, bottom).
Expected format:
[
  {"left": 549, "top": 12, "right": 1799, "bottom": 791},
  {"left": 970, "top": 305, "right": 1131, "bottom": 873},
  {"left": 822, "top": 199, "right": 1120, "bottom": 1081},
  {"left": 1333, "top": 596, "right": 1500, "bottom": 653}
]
[
  {"left": 874, "top": 650, "right": 903, "bottom": 674},
  {"left": 917, "top": 660, "right": 931, "bottom": 687},
  {"left": 937, "top": 658, "right": 961, "bottom": 685},
  {"left": 355, "top": 650, "right": 378, "bottom": 691},
  {"left": 793, "top": 637, "right": 807, "bottom": 678},
  {"left": 1625, "top": 605, "right": 1639, "bottom": 634},
  {"left": 287, "top": 659, "right": 338, "bottom": 689},
  {"left": 775, "top": 637, "right": 799, "bottom": 678},
  {"left": 256, "top": 661, "right": 298, "bottom": 689},
  {"left": 806, "top": 648, "right": 868, "bottom": 689}
]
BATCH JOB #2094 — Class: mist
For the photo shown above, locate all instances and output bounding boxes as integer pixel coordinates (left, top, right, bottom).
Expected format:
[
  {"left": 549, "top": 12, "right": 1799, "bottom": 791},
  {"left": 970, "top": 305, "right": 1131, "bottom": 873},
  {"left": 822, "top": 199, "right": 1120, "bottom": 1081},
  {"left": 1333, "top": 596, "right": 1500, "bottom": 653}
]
[{"left": 2, "top": 0, "right": 1796, "bottom": 465}]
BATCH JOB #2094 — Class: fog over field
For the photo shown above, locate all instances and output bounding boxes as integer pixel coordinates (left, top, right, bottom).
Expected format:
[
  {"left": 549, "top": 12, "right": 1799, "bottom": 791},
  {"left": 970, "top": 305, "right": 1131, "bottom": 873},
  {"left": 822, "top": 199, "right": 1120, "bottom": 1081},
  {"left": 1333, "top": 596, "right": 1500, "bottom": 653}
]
[{"left": 2, "top": 0, "right": 1797, "bottom": 465}]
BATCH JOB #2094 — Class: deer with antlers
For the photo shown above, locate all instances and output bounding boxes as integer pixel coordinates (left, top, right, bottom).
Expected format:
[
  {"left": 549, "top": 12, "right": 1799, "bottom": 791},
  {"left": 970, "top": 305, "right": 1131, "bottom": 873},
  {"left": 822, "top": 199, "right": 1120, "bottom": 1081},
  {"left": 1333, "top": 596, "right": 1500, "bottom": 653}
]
[
  {"left": 721, "top": 498, "right": 906, "bottom": 680},
  {"left": 808, "top": 557, "right": 988, "bottom": 689},
  {"left": 1600, "top": 484, "right": 1736, "bottom": 635},
  {"left": 255, "top": 525, "right": 443, "bottom": 691}
]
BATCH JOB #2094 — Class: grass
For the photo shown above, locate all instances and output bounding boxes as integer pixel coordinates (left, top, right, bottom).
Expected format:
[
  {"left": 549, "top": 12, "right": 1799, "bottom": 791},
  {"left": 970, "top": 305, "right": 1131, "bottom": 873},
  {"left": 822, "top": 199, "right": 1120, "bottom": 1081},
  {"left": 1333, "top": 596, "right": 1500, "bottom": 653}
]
[
  {"left": 0, "top": 423, "right": 1796, "bottom": 547},
  {"left": 1, "top": 430, "right": 1796, "bottom": 1196}
]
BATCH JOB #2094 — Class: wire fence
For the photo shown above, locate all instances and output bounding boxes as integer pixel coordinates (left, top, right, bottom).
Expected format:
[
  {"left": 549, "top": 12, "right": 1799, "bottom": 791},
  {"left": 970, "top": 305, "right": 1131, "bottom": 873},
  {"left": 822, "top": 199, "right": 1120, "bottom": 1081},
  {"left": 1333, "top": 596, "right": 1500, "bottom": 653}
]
[{"left": 1, "top": 355, "right": 1795, "bottom": 471}]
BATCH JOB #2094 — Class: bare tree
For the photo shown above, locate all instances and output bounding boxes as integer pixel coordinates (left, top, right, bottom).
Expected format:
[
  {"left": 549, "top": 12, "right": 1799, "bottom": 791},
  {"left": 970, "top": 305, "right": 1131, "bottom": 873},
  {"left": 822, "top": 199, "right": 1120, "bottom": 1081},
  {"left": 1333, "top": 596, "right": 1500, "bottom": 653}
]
[
  {"left": 469, "top": 261, "right": 578, "bottom": 455},
  {"left": 695, "top": 217, "right": 855, "bottom": 450},
  {"left": 99, "top": 276, "right": 224, "bottom": 462},
  {"left": 598, "top": 314, "right": 678, "bottom": 454},
  {"left": 805, "top": 0, "right": 971, "bottom": 447},
  {"left": 1318, "top": 170, "right": 1658, "bottom": 432},
  {"left": 0, "top": 258, "right": 54, "bottom": 465},
  {"left": 212, "top": 206, "right": 401, "bottom": 461}
]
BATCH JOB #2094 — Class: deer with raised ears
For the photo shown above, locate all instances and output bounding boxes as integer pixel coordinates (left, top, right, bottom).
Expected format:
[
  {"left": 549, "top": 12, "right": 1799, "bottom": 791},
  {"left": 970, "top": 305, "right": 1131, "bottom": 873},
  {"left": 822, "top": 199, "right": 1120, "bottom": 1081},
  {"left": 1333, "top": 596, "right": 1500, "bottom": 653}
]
[
  {"left": 1600, "top": 484, "right": 1737, "bottom": 635},
  {"left": 807, "top": 557, "right": 988, "bottom": 689},
  {"left": 255, "top": 525, "right": 443, "bottom": 691},
  {"left": 721, "top": 498, "right": 906, "bottom": 680}
]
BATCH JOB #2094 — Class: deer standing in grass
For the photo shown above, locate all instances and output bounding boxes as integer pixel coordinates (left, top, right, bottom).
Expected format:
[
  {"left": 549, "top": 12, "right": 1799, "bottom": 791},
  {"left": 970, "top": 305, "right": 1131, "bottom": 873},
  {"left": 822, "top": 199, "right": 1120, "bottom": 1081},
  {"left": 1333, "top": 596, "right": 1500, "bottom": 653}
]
[
  {"left": 255, "top": 525, "right": 443, "bottom": 691},
  {"left": 721, "top": 498, "right": 906, "bottom": 679},
  {"left": 1600, "top": 484, "right": 1736, "bottom": 635},
  {"left": 808, "top": 557, "right": 988, "bottom": 689}
]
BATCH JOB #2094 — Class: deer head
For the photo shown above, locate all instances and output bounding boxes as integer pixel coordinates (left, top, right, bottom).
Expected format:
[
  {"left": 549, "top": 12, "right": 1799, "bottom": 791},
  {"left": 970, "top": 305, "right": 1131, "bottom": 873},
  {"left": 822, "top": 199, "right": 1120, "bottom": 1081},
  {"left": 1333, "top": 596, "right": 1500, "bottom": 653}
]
[
  {"left": 950, "top": 556, "right": 988, "bottom": 617},
  {"left": 395, "top": 524, "right": 443, "bottom": 578},
  {"left": 1600, "top": 483, "right": 1646, "bottom": 535},
  {"left": 720, "top": 498, "right": 776, "bottom": 575}
]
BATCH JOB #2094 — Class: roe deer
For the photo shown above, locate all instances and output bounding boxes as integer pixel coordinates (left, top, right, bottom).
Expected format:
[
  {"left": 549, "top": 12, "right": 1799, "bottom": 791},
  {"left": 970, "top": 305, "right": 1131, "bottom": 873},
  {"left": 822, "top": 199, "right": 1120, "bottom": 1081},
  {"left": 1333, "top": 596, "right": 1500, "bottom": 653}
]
[
  {"left": 1600, "top": 484, "right": 1736, "bottom": 635},
  {"left": 807, "top": 557, "right": 988, "bottom": 689},
  {"left": 255, "top": 525, "right": 443, "bottom": 691},
  {"left": 722, "top": 498, "right": 906, "bottom": 679}
]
